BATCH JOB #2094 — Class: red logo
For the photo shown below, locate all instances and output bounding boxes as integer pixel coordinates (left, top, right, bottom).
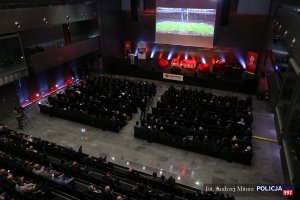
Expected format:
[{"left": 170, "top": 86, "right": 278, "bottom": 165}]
[
  {"left": 282, "top": 190, "right": 293, "bottom": 197},
  {"left": 246, "top": 52, "right": 258, "bottom": 74}
]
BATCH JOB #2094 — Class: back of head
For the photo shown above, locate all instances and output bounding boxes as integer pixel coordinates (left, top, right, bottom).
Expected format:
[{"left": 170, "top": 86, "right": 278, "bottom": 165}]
[
  {"left": 33, "top": 164, "right": 40, "bottom": 170},
  {"left": 104, "top": 185, "right": 110, "bottom": 192},
  {"left": 0, "top": 168, "right": 6, "bottom": 175},
  {"left": 87, "top": 185, "right": 94, "bottom": 191},
  {"left": 7, "top": 174, "right": 14, "bottom": 182},
  {"left": 17, "top": 177, "right": 23, "bottom": 185},
  {"left": 116, "top": 196, "right": 123, "bottom": 200},
  {"left": 152, "top": 172, "right": 157, "bottom": 178}
]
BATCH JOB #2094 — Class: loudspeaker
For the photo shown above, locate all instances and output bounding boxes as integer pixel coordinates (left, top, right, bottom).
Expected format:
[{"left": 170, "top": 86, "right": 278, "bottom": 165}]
[
  {"left": 131, "top": 0, "right": 139, "bottom": 21},
  {"left": 221, "top": 0, "right": 231, "bottom": 26}
]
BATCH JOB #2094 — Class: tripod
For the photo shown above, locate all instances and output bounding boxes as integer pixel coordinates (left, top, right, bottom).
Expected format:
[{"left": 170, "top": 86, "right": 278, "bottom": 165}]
[
  {"left": 22, "top": 112, "right": 33, "bottom": 128},
  {"left": 15, "top": 106, "right": 33, "bottom": 128}
]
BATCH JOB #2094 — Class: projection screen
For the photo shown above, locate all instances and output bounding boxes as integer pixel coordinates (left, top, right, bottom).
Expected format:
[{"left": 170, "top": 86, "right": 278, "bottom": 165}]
[{"left": 155, "top": 0, "right": 217, "bottom": 48}]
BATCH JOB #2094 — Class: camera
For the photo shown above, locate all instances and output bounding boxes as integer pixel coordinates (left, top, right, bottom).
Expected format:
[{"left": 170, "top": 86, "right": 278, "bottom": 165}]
[{"left": 15, "top": 106, "right": 24, "bottom": 114}]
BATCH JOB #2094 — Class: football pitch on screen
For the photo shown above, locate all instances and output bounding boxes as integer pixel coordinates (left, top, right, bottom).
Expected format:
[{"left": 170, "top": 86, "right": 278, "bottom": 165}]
[{"left": 156, "top": 21, "right": 214, "bottom": 35}]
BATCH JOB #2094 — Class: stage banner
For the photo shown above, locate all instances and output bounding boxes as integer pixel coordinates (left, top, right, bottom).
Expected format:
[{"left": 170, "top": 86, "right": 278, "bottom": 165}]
[
  {"left": 137, "top": 43, "right": 146, "bottom": 59},
  {"left": 246, "top": 52, "right": 258, "bottom": 74},
  {"left": 124, "top": 41, "right": 131, "bottom": 58},
  {"left": 163, "top": 73, "right": 183, "bottom": 81}
]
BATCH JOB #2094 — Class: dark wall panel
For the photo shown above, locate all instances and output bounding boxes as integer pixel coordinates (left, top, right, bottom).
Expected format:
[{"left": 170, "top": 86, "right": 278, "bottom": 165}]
[
  {"left": 0, "top": 4, "right": 97, "bottom": 35},
  {"left": 0, "top": 82, "right": 19, "bottom": 121},
  {"left": 216, "top": 14, "right": 268, "bottom": 53},
  {"left": 277, "top": 6, "right": 300, "bottom": 66},
  {"left": 70, "top": 20, "right": 100, "bottom": 40},
  {"left": 237, "top": 0, "right": 271, "bottom": 15},
  {"left": 30, "top": 37, "right": 100, "bottom": 73},
  {"left": 98, "top": 0, "right": 122, "bottom": 67},
  {"left": 99, "top": 0, "right": 122, "bottom": 55},
  {"left": 20, "top": 25, "right": 63, "bottom": 47}
]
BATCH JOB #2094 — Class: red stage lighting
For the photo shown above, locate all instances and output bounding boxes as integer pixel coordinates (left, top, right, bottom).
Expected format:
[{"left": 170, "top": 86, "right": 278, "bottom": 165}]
[
  {"left": 211, "top": 58, "right": 216, "bottom": 64},
  {"left": 191, "top": 55, "right": 196, "bottom": 61},
  {"left": 159, "top": 52, "right": 164, "bottom": 59}
]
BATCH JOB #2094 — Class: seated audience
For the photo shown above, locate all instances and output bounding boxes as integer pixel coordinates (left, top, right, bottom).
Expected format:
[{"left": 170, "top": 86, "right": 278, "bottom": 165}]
[
  {"left": 0, "top": 126, "right": 236, "bottom": 200},
  {"left": 40, "top": 76, "right": 156, "bottom": 132},
  {"left": 135, "top": 86, "right": 253, "bottom": 164}
]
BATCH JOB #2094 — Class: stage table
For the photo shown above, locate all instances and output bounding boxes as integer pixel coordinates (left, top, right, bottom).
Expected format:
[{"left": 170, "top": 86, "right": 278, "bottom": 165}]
[{"left": 180, "top": 59, "right": 196, "bottom": 69}]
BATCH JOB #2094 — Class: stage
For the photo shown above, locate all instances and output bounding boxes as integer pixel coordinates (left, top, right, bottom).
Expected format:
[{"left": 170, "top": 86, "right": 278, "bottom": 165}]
[{"left": 107, "top": 57, "right": 258, "bottom": 94}]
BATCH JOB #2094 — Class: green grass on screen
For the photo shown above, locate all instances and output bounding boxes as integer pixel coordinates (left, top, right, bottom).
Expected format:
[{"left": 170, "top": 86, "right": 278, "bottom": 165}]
[{"left": 156, "top": 21, "right": 214, "bottom": 35}]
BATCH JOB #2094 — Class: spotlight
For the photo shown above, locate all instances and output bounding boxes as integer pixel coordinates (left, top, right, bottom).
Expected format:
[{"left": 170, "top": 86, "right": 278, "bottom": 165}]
[
  {"left": 111, "top": 157, "right": 115, "bottom": 161},
  {"left": 36, "top": 93, "right": 39, "bottom": 97},
  {"left": 159, "top": 52, "right": 163, "bottom": 59},
  {"left": 126, "top": 161, "right": 130, "bottom": 165},
  {"left": 134, "top": 49, "right": 138, "bottom": 56},
  {"left": 185, "top": 53, "right": 188, "bottom": 60},
  {"left": 177, "top": 176, "right": 181, "bottom": 180},
  {"left": 55, "top": 84, "right": 58, "bottom": 88},
  {"left": 291, "top": 38, "right": 296, "bottom": 47},
  {"left": 142, "top": 166, "right": 146, "bottom": 170},
  {"left": 195, "top": 181, "right": 200, "bottom": 185},
  {"left": 66, "top": 15, "right": 70, "bottom": 20},
  {"left": 150, "top": 47, "right": 157, "bottom": 58},
  {"left": 14, "top": 21, "right": 21, "bottom": 28},
  {"left": 273, "top": 35, "right": 282, "bottom": 43},
  {"left": 201, "top": 57, "right": 206, "bottom": 64},
  {"left": 220, "top": 55, "right": 226, "bottom": 62},
  {"left": 167, "top": 50, "right": 174, "bottom": 60}
]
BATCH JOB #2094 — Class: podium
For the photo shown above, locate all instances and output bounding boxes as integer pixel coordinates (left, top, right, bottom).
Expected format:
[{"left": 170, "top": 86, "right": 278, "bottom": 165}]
[{"left": 129, "top": 54, "right": 135, "bottom": 65}]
